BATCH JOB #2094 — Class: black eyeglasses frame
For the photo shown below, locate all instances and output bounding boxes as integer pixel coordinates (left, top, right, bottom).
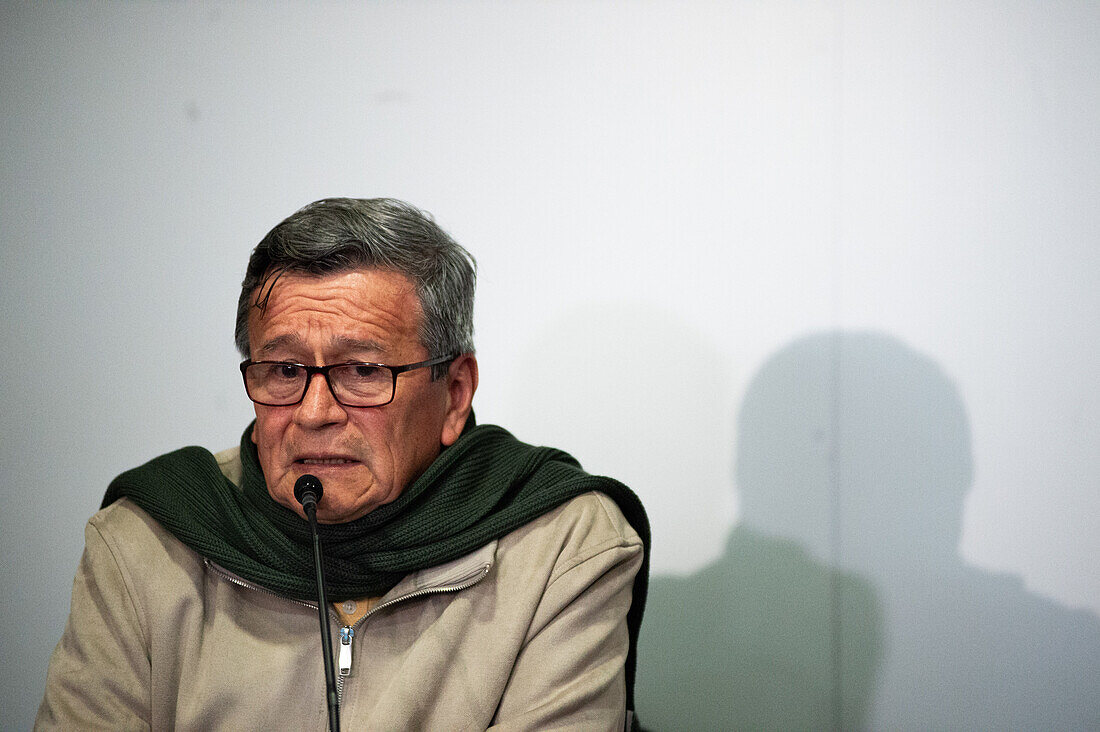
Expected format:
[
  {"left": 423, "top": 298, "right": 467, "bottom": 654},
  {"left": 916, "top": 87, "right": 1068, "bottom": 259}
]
[{"left": 240, "top": 354, "right": 458, "bottom": 408}]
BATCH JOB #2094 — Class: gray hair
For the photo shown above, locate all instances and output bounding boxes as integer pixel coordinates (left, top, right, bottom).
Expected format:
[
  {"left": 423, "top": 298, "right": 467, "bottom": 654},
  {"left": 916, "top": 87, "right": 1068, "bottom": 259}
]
[{"left": 235, "top": 198, "right": 476, "bottom": 378}]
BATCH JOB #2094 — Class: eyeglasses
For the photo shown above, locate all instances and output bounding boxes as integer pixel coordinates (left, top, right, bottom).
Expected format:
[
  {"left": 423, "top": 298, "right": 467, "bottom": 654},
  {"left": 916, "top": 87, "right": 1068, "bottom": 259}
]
[{"left": 240, "top": 354, "right": 457, "bottom": 408}]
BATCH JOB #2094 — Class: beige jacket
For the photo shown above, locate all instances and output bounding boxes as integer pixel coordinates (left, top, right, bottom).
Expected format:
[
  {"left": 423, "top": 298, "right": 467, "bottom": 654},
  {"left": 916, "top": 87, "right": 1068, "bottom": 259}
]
[{"left": 36, "top": 447, "right": 644, "bottom": 731}]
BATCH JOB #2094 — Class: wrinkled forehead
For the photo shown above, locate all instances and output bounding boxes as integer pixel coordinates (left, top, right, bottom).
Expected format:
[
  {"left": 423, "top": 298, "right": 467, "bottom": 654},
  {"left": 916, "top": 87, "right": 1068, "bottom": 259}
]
[{"left": 247, "top": 268, "right": 425, "bottom": 359}]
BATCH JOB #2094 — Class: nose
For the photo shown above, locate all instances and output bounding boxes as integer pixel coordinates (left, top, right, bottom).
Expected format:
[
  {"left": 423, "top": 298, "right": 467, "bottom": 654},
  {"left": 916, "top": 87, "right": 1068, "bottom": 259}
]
[{"left": 293, "top": 372, "right": 348, "bottom": 428}]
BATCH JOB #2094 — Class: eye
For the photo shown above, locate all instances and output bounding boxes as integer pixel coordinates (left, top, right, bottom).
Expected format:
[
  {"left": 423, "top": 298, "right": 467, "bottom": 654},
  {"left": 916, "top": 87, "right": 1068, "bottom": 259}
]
[
  {"left": 350, "top": 364, "right": 382, "bottom": 380},
  {"left": 274, "top": 363, "right": 303, "bottom": 379}
]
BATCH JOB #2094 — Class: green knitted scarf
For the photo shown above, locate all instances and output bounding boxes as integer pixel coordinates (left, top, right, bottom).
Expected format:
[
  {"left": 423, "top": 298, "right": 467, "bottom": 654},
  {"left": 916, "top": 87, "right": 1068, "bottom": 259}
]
[{"left": 103, "top": 417, "right": 649, "bottom": 706}]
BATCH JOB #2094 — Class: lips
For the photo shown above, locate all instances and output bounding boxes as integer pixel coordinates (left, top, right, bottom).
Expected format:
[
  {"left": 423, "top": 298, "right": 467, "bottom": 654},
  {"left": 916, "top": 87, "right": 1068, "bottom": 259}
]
[{"left": 294, "top": 453, "right": 361, "bottom": 467}]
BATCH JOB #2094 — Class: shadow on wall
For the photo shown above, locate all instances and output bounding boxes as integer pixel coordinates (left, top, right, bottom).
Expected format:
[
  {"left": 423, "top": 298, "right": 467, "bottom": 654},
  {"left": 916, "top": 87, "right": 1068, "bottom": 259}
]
[{"left": 636, "top": 331, "right": 1100, "bottom": 730}]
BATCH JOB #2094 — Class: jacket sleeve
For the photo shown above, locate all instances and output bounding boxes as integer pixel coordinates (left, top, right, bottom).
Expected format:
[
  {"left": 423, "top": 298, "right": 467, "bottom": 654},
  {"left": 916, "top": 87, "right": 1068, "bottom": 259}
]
[
  {"left": 36, "top": 516, "right": 151, "bottom": 731},
  {"left": 489, "top": 495, "right": 644, "bottom": 732}
]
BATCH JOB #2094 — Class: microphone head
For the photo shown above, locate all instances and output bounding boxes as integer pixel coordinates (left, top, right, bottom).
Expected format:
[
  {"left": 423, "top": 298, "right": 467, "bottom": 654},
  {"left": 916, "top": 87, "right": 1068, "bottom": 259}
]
[{"left": 293, "top": 474, "right": 324, "bottom": 508}]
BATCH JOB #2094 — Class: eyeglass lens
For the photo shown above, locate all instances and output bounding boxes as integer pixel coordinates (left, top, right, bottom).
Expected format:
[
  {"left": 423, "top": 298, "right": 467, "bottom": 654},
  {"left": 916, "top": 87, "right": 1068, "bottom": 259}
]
[{"left": 244, "top": 363, "right": 393, "bottom": 407}]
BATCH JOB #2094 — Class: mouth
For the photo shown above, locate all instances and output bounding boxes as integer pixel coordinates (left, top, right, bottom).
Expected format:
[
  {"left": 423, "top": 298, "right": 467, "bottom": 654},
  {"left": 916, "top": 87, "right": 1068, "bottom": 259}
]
[{"left": 295, "top": 456, "right": 361, "bottom": 468}]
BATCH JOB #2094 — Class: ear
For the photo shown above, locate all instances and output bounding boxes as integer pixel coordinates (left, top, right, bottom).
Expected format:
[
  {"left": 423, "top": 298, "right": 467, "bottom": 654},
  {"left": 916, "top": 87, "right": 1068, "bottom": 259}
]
[{"left": 441, "top": 354, "right": 479, "bottom": 446}]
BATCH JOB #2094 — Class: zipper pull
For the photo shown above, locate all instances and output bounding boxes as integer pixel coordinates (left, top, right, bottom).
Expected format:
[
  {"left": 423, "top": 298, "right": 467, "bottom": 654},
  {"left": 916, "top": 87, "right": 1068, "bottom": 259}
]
[{"left": 339, "top": 626, "right": 354, "bottom": 676}]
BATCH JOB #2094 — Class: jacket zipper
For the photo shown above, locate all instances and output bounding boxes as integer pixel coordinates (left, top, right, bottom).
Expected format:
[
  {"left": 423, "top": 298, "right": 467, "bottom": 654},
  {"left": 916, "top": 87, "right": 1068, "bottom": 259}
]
[
  {"left": 333, "top": 563, "right": 492, "bottom": 702},
  {"left": 204, "top": 559, "right": 491, "bottom": 705},
  {"left": 338, "top": 626, "right": 355, "bottom": 677},
  {"left": 204, "top": 560, "right": 322, "bottom": 613}
]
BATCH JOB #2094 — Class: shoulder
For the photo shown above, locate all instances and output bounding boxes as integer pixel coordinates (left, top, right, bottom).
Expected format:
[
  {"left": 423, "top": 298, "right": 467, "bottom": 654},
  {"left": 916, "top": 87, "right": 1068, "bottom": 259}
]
[
  {"left": 498, "top": 492, "right": 644, "bottom": 585},
  {"left": 87, "top": 499, "right": 203, "bottom": 580},
  {"left": 556, "top": 491, "right": 641, "bottom": 544},
  {"left": 213, "top": 445, "right": 242, "bottom": 486},
  {"left": 514, "top": 491, "right": 641, "bottom": 546},
  {"left": 89, "top": 498, "right": 171, "bottom": 546},
  {"left": 90, "top": 442, "right": 239, "bottom": 563}
]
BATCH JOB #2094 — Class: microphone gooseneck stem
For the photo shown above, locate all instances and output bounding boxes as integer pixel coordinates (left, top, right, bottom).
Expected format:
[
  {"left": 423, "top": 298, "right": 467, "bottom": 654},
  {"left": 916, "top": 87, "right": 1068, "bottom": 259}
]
[{"left": 304, "top": 499, "right": 341, "bottom": 732}]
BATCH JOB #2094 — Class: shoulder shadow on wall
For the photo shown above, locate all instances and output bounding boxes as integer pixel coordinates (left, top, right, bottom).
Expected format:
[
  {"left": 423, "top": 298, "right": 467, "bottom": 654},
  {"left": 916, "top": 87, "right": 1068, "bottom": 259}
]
[{"left": 636, "top": 330, "right": 1100, "bottom": 730}]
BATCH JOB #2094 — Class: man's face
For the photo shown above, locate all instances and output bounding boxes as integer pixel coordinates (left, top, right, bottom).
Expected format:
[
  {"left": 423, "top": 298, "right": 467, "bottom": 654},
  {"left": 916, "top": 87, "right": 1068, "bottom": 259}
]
[{"left": 247, "top": 268, "right": 471, "bottom": 523}]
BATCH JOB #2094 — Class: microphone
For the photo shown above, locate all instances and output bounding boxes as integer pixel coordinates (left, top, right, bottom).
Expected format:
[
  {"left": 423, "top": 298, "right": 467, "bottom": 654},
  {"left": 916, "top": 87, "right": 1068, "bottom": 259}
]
[
  {"left": 295, "top": 474, "right": 340, "bottom": 732},
  {"left": 294, "top": 474, "right": 324, "bottom": 511}
]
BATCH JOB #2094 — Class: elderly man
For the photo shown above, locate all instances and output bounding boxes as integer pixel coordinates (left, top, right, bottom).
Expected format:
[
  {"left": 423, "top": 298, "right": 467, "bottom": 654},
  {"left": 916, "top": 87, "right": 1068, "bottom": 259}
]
[{"left": 37, "top": 198, "right": 649, "bottom": 730}]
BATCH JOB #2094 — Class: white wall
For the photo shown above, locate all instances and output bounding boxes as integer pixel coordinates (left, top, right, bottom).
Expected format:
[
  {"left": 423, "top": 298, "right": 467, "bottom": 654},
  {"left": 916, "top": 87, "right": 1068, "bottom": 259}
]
[{"left": 2, "top": 2, "right": 1097, "bottom": 729}]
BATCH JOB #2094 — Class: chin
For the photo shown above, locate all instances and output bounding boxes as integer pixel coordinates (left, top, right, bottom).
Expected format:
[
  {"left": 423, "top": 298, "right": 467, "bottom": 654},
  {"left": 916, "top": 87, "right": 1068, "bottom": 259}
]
[
  {"left": 315, "top": 501, "right": 371, "bottom": 524},
  {"left": 315, "top": 485, "right": 381, "bottom": 522}
]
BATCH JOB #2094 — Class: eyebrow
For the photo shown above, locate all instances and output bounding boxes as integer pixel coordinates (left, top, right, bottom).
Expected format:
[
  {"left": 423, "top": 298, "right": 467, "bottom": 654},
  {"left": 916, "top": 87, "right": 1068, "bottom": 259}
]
[
  {"left": 257, "top": 333, "right": 305, "bottom": 356},
  {"left": 257, "top": 334, "right": 387, "bottom": 358},
  {"left": 330, "top": 335, "right": 386, "bottom": 356}
]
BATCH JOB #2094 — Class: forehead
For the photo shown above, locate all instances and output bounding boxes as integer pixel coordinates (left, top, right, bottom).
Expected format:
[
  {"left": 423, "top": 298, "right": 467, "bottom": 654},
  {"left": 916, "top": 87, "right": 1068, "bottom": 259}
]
[{"left": 248, "top": 268, "right": 422, "bottom": 356}]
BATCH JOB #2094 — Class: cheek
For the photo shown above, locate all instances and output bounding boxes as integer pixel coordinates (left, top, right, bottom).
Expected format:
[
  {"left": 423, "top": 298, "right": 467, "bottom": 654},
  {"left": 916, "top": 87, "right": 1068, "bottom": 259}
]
[
  {"left": 252, "top": 410, "right": 290, "bottom": 465},
  {"left": 390, "top": 399, "right": 447, "bottom": 468}
]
